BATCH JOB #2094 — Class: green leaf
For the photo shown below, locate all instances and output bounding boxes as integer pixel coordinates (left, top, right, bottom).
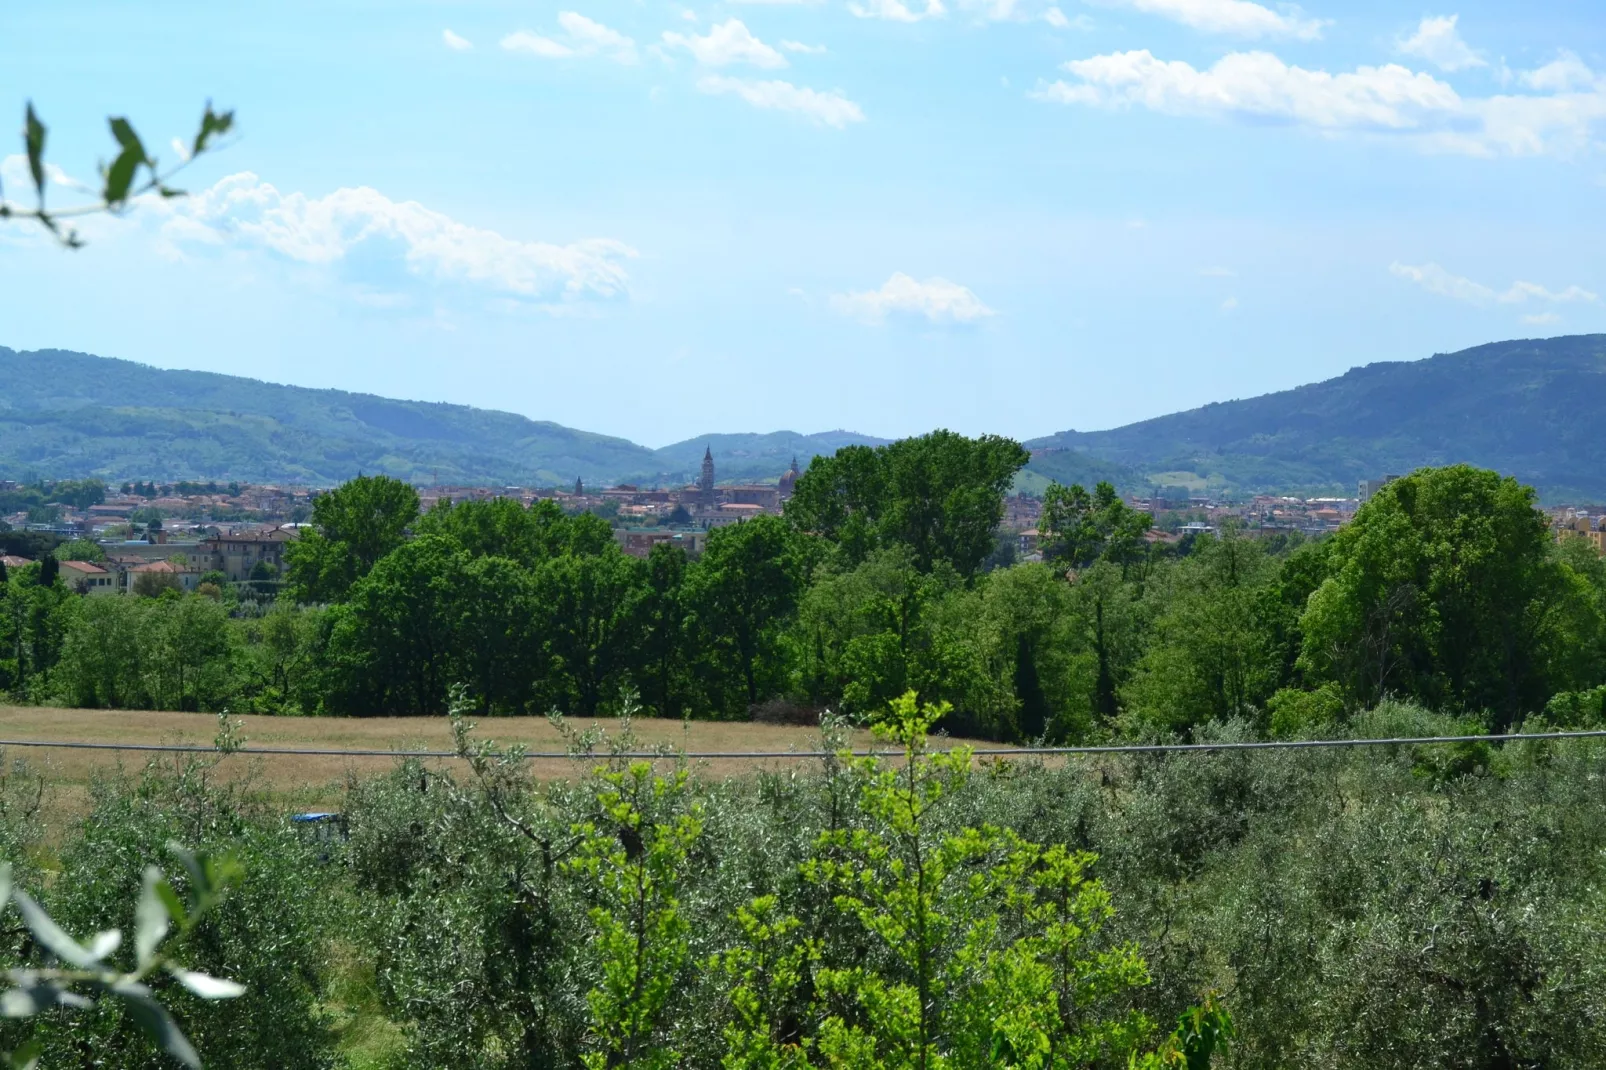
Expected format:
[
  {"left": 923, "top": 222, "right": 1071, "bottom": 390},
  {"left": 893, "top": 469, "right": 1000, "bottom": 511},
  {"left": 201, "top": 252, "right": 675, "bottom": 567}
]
[
  {"left": 111, "top": 982, "right": 201, "bottom": 1070},
  {"left": 168, "top": 842, "right": 207, "bottom": 899},
  {"left": 191, "top": 103, "right": 235, "bottom": 157},
  {"left": 135, "top": 867, "right": 171, "bottom": 968},
  {"left": 155, "top": 880, "right": 188, "bottom": 930},
  {"left": 0, "top": 982, "right": 90, "bottom": 1017},
  {"left": 23, "top": 103, "right": 45, "bottom": 200},
  {"left": 108, "top": 116, "right": 146, "bottom": 158},
  {"left": 85, "top": 929, "right": 122, "bottom": 962},
  {"left": 4, "top": 1038, "right": 42, "bottom": 1070},
  {"left": 168, "top": 968, "right": 245, "bottom": 1000},
  {"left": 10, "top": 889, "right": 96, "bottom": 968},
  {"left": 102, "top": 145, "right": 143, "bottom": 207}
]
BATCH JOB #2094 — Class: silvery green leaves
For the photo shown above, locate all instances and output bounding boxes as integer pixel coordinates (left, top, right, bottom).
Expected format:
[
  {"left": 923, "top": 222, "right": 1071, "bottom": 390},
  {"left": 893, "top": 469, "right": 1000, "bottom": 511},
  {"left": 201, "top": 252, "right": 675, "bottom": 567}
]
[
  {"left": 3, "top": 100, "right": 234, "bottom": 246},
  {"left": 0, "top": 843, "right": 245, "bottom": 1069}
]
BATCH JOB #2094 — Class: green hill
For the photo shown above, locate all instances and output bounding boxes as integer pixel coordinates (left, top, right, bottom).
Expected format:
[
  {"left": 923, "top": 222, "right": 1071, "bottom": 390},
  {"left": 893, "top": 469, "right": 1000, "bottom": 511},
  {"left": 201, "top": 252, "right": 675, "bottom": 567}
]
[
  {"left": 0, "top": 348, "right": 886, "bottom": 487},
  {"left": 1029, "top": 335, "right": 1606, "bottom": 501}
]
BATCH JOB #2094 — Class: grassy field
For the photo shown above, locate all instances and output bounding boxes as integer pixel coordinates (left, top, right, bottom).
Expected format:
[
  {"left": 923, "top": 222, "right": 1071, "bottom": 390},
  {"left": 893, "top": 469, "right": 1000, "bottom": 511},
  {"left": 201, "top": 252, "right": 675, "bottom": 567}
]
[{"left": 0, "top": 705, "right": 900, "bottom": 818}]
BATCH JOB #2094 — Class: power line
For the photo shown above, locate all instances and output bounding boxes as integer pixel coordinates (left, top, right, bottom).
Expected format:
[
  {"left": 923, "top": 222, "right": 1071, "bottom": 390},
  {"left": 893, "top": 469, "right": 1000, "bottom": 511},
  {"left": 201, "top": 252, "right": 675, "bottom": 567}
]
[{"left": 0, "top": 728, "right": 1602, "bottom": 761}]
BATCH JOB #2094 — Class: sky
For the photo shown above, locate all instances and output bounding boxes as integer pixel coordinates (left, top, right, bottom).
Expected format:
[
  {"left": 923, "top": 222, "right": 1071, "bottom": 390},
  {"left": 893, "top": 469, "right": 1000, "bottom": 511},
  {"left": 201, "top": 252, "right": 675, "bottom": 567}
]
[{"left": 1, "top": 1, "right": 1604, "bottom": 447}]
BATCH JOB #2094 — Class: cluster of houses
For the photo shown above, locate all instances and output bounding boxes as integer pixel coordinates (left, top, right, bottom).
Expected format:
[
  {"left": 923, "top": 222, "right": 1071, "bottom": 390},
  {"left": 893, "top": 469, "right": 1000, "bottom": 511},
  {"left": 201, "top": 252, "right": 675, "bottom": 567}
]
[{"left": 3, "top": 527, "right": 300, "bottom": 597}]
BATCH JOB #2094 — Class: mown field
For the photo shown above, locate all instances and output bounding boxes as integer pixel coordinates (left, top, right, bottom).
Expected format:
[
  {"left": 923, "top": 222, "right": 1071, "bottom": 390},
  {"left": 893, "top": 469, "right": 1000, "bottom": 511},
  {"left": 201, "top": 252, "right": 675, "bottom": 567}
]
[{"left": 0, "top": 705, "right": 910, "bottom": 813}]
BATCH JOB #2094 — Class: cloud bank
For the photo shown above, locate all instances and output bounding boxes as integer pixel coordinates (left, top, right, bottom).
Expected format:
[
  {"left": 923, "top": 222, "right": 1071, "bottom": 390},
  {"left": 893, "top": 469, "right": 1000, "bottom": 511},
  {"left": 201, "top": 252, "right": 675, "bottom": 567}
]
[
  {"left": 832, "top": 272, "right": 996, "bottom": 324},
  {"left": 1034, "top": 49, "right": 1606, "bottom": 157}
]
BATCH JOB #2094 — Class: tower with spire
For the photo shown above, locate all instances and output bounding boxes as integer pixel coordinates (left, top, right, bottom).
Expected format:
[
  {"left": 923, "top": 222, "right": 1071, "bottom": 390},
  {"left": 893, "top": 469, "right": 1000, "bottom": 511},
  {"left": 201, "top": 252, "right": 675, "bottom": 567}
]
[
  {"left": 779, "top": 455, "right": 802, "bottom": 501},
  {"left": 698, "top": 445, "right": 716, "bottom": 505}
]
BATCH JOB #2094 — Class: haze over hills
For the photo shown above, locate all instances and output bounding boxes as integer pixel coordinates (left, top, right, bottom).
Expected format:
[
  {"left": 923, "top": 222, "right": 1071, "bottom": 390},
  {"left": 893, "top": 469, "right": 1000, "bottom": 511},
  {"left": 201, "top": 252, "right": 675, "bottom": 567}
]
[
  {"left": 1029, "top": 334, "right": 1606, "bottom": 501},
  {"left": 0, "top": 347, "right": 884, "bottom": 487}
]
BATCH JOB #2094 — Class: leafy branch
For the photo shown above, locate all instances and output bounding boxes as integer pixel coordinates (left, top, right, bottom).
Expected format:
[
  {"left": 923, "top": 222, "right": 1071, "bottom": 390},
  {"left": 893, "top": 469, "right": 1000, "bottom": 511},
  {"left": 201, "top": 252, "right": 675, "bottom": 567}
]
[
  {"left": 0, "top": 843, "right": 245, "bottom": 1069},
  {"left": 0, "top": 102, "right": 234, "bottom": 247}
]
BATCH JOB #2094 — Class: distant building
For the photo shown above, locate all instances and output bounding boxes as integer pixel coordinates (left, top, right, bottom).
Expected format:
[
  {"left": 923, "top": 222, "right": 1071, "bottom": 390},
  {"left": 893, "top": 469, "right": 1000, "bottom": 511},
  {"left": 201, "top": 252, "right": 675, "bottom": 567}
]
[
  {"left": 125, "top": 560, "right": 204, "bottom": 593},
  {"left": 613, "top": 528, "right": 709, "bottom": 559},
  {"left": 198, "top": 527, "right": 298, "bottom": 582},
  {"left": 778, "top": 457, "right": 802, "bottom": 501},
  {"left": 58, "top": 560, "right": 117, "bottom": 595},
  {"left": 698, "top": 447, "right": 717, "bottom": 507},
  {"left": 1358, "top": 475, "right": 1402, "bottom": 503},
  {"left": 724, "top": 485, "right": 781, "bottom": 511}
]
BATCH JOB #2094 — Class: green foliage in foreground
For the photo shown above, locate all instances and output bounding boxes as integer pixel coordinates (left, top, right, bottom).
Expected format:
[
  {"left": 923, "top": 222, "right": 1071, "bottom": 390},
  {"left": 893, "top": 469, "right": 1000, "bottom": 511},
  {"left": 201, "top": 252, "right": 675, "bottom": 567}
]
[{"left": 6, "top": 697, "right": 1606, "bottom": 1067}]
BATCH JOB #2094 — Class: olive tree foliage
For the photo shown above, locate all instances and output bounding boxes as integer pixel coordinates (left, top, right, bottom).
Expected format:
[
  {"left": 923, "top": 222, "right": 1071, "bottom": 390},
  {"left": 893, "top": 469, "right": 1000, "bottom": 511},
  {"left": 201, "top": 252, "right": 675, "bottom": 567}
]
[
  {"left": 0, "top": 845, "right": 243, "bottom": 1069},
  {"left": 402, "top": 692, "right": 1221, "bottom": 1070},
  {"left": 2, "top": 102, "right": 233, "bottom": 246}
]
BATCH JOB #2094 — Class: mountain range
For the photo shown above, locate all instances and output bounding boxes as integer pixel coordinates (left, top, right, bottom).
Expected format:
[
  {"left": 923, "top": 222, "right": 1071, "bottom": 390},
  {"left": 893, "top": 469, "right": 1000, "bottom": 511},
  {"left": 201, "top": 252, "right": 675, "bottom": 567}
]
[{"left": 4, "top": 335, "right": 1606, "bottom": 499}]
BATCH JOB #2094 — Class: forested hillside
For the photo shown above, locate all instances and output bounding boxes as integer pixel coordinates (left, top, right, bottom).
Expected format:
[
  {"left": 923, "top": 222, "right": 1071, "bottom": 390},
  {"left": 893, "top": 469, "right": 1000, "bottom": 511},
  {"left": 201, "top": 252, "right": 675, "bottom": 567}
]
[
  {"left": 0, "top": 348, "right": 885, "bottom": 487},
  {"left": 1031, "top": 334, "right": 1606, "bottom": 499}
]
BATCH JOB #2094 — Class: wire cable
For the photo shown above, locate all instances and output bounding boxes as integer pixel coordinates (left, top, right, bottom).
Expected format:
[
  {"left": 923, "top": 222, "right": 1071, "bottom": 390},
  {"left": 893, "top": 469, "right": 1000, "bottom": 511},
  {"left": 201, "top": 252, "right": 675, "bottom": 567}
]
[{"left": 0, "top": 728, "right": 1602, "bottom": 760}]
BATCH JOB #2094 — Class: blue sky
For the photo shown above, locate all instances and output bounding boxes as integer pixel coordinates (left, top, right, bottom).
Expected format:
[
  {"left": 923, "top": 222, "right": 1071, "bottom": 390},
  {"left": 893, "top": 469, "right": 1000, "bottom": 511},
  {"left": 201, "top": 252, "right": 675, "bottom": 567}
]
[{"left": 2, "top": 0, "right": 1604, "bottom": 447}]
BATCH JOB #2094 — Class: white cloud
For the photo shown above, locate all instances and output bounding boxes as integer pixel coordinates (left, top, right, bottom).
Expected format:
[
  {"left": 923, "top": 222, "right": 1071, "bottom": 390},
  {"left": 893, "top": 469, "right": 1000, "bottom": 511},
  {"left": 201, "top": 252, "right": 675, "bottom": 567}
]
[
  {"left": 850, "top": 0, "right": 946, "bottom": 22},
  {"left": 0, "top": 153, "right": 91, "bottom": 199},
  {"left": 442, "top": 29, "right": 474, "bottom": 51},
  {"left": 663, "top": 20, "right": 787, "bottom": 68},
  {"left": 782, "top": 40, "right": 828, "bottom": 54},
  {"left": 1521, "top": 50, "right": 1600, "bottom": 93},
  {"left": 957, "top": 0, "right": 1078, "bottom": 24},
  {"left": 1397, "top": 15, "right": 1483, "bottom": 72},
  {"left": 1102, "top": 0, "right": 1325, "bottom": 40},
  {"left": 502, "top": 14, "right": 638, "bottom": 64},
  {"left": 158, "top": 172, "right": 637, "bottom": 305},
  {"left": 831, "top": 272, "right": 995, "bottom": 324},
  {"left": 1034, "top": 49, "right": 1606, "bottom": 157},
  {"left": 1522, "top": 311, "right": 1562, "bottom": 326},
  {"left": 502, "top": 31, "right": 576, "bottom": 59},
  {"left": 697, "top": 76, "right": 866, "bottom": 126},
  {"left": 730, "top": 0, "right": 825, "bottom": 6},
  {"left": 1046, "top": 9, "right": 1095, "bottom": 29},
  {"left": 1220, "top": 295, "right": 1239, "bottom": 312},
  {"left": 1389, "top": 262, "right": 1598, "bottom": 307}
]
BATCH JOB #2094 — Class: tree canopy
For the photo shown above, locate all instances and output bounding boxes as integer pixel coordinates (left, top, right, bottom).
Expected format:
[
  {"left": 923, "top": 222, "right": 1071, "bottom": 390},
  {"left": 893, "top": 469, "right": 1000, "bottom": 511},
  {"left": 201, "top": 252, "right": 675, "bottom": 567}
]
[{"left": 785, "top": 430, "right": 1029, "bottom": 577}]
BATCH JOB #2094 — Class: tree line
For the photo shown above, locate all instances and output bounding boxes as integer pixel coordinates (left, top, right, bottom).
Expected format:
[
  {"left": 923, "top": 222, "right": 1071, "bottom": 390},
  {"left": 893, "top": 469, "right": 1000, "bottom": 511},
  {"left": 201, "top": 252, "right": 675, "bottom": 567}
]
[{"left": 5, "top": 432, "right": 1606, "bottom": 739}]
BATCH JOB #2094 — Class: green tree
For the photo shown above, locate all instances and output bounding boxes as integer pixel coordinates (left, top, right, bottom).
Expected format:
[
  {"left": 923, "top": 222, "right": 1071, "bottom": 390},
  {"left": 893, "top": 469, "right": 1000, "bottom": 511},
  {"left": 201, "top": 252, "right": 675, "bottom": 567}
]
[
  {"left": 532, "top": 547, "right": 645, "bottom": 717},
  {"left": 787, "top": 431, "right": 1029, "bottom": 577},
  {"left": 1299, "top": 465, "right": 1598, "bottom": 729},
  {"left": 322, "top": 536, "right": 472, "bottom": 715},
  {"left": 566, "top": 762, "right": 703, "bottom": 1070},
  {"left": 415, "top": 496, "right": 582, "bottom": 566},
  {"left": 1123, "top": 529, "right": 1283, "bottom": 734},
  {"left": 638, "top": 544, "right": 693, "bottom": 719},
  {"left": 53, "top": 538, "right": 106, "bottom": 563},
  {"left": 688, "top": 517, "right": 811, "bottom": 710},
  {"left": 1040, "top": 481, "right": 1152, "bottom": 576},
  {"left": 803, "top": 692, "right": 1158, "bottom": 1069},
  {"left": 284, "top": 475, "right": 419, "bottom": 603}
]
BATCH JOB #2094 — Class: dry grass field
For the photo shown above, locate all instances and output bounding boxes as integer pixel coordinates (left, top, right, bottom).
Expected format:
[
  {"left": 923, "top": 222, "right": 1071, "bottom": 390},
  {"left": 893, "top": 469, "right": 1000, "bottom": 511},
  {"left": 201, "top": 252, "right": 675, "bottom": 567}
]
[{"left": 0, "top": 705, "right": 912, "bottom": 820}]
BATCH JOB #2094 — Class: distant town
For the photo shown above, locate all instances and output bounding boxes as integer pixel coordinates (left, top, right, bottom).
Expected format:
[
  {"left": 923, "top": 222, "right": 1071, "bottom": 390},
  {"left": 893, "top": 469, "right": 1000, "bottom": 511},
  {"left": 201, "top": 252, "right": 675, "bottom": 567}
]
[{"left": 4, "top": 458, "right": 1604, "bottom": 597}]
